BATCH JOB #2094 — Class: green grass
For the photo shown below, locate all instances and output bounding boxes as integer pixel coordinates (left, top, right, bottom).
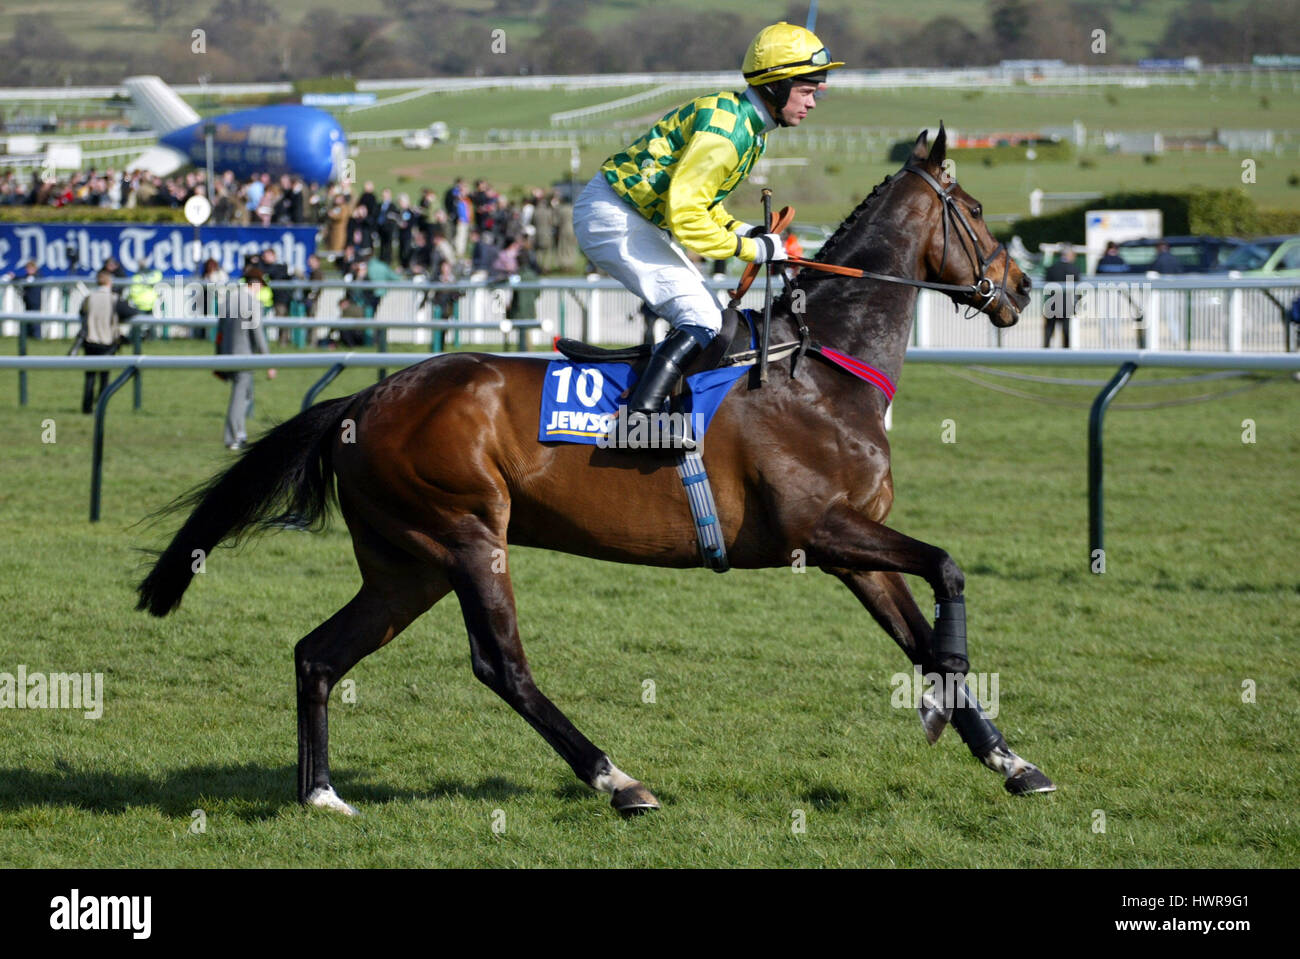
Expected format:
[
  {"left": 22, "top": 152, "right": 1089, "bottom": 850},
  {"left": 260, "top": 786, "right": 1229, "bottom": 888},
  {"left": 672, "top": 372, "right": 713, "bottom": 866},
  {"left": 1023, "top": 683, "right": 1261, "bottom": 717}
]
[
  {"left": 341, "top": 80, "right": 1300, "bottom": 141},
  {"left": 0, "top": 336, "right": 1297, "bottom": 867},
  {"left": 565, "top": 83, "right": 1300, "bottom": 137},
  {"left": 351, "top": 136, "right": 1300, "bottom": 227},
  {"left": 338, "top": 82, "right": 1300, "bottom": 223},
  {"left": 726, "top": 148, "right": 1300, "bottom": 228},
  {"left": 339, "top": 86, "right": 660, "bottom": 135}
]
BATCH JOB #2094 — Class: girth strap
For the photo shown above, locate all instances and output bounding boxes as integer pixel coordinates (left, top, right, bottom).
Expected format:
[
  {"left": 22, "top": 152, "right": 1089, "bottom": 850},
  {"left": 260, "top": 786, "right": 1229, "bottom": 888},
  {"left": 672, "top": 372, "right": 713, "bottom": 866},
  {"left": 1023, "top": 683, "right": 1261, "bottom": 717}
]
[{"left": 676, "top": 451, "right": 729, "bottom": 572}]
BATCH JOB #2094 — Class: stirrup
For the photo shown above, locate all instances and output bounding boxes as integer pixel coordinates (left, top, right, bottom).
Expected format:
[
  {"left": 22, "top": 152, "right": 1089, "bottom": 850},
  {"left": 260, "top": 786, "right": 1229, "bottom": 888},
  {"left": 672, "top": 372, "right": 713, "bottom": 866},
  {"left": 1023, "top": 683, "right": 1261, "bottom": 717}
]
[
  {"left": 602, "top": 327, "right": 705, "bottom": 451},
  {"left": 604, "top": 407, "right": 698, "bottom": 451}
]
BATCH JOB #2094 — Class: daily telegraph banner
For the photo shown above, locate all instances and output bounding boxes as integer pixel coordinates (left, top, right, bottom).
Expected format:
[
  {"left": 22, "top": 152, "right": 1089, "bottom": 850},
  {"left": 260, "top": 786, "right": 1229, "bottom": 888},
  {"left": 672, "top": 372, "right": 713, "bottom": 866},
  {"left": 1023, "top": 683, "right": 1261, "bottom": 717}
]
[{"left": 0, "top": 223, "right": 317, "bottom": 278}]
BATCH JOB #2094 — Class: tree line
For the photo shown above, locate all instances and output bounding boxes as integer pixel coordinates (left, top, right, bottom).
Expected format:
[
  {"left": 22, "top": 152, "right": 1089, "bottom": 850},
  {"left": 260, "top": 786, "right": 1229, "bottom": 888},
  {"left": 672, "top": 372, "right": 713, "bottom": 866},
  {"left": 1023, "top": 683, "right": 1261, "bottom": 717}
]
[{"left": 2, "top": 0, "right": 1298, "bottom": 86}]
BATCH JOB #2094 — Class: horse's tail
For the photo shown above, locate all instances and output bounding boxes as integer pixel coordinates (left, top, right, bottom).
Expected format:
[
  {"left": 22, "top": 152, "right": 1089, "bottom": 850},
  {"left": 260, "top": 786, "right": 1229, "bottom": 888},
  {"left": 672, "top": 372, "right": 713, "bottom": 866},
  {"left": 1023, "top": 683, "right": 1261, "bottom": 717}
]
[{"left": 136, "top": 394, "right": 355, "bottom": 617}]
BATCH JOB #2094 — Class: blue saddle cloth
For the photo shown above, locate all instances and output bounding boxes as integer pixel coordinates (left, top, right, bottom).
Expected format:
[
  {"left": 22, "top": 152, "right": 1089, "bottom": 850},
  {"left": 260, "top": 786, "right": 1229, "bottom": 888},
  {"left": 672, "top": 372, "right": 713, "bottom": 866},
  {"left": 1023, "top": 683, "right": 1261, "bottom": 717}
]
[{"left": 539, "top": 360, "right": 750, "bottom": 445}]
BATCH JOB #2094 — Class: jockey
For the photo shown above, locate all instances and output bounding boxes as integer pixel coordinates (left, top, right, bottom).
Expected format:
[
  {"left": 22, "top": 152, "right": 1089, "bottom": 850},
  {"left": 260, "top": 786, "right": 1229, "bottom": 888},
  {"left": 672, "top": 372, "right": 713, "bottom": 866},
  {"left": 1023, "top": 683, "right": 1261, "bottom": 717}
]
[{"left": 573, "top": 21, "right": 843, "bottom": 449}]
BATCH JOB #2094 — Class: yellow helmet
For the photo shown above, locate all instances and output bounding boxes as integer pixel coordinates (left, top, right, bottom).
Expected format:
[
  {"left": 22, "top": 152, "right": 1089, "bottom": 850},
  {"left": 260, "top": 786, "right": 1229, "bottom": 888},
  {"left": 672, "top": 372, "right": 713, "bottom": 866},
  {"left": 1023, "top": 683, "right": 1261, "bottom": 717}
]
[{"left": 743, "top": 22, "right": 844, "bottom": 87}]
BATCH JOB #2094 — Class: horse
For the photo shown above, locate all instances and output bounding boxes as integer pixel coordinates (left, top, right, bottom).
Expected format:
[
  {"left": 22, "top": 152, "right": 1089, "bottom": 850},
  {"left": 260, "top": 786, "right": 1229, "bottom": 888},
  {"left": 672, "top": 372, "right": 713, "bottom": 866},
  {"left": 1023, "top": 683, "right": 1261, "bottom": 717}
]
[{"left": 137, "top": 126, "right": 1055, "bottom": 817}]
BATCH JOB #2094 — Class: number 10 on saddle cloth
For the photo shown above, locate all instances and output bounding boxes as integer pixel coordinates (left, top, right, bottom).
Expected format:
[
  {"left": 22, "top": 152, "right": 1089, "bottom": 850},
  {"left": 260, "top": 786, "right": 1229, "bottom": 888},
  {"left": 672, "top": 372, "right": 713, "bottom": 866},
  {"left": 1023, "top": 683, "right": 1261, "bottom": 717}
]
[{"left": 538, "top": 360, "right": 749, "bottom": 446}]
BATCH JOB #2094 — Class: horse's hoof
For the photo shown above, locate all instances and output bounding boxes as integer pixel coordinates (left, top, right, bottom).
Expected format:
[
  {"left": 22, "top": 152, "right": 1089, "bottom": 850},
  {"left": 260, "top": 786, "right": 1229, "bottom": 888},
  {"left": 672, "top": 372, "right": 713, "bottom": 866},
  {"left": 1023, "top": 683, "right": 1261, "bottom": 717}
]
[
  {"left": 306, "top": 785, "right": 360, "bottom": 815},
  {"left": 1004, "top": 764, "right": 1056, "bottom": 796},
  {"left": 611, "top": 781, "right": 660, "bottom": 817},
  {"left": 918, "top": 692, "right": 951, "bottom": 744}
]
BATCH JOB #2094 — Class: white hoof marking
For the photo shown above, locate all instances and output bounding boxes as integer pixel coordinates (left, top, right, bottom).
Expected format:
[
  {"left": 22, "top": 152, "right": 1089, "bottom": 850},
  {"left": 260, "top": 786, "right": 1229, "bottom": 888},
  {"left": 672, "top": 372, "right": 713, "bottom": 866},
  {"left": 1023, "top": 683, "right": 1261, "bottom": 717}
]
[
  {"left": 307, "top": 786, "right": 359, "bottom": 816},
  {"left": 981, "top": 746, "right": 1028, "bottom": 779},
  {"left": 592, "top": 759, "right": 638, "bottom": 796}
]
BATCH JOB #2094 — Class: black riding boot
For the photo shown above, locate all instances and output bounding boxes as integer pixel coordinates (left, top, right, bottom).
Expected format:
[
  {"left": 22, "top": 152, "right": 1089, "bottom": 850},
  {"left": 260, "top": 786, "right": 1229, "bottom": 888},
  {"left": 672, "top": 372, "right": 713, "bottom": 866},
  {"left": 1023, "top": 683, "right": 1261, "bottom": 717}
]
[{"left": 610, "top": 326, "right": 706, "bottom": 450}]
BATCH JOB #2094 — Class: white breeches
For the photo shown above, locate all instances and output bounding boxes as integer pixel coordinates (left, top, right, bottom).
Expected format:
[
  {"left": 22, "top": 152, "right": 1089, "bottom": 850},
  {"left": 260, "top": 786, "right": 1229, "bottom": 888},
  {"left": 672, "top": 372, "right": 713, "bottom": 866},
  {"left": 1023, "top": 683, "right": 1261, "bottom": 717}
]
[{"left": 572, "top": 172, "right": 724, "bottom": 339}]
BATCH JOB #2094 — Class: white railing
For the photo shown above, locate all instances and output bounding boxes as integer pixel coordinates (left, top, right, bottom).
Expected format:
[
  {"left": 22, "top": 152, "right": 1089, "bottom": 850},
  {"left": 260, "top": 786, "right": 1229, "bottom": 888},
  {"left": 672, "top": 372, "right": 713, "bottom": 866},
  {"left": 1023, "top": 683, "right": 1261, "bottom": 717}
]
[
  {"left": 454, "top": 140, "right": 578, "bottom": 155},
  {"left": 915, "top": 276, "right": 1300, "bottom": 353},
  {"left": 0, "top": 285, "right": 556, "bottom": 348},
  {"left": 550, "top": 85, "right": 680, "bottom": 125},
  {"left": 345, "top": 128, "right": 435, "bottom": 145},
  {"left": 4, "top": 275, "right": 1297, "bottom": 354},
  {"left": 11, "top": 347, "right": 1296, "bottom": 372},
  {"left": 344, "top": 86, "right": 436, "bottom": 114}
]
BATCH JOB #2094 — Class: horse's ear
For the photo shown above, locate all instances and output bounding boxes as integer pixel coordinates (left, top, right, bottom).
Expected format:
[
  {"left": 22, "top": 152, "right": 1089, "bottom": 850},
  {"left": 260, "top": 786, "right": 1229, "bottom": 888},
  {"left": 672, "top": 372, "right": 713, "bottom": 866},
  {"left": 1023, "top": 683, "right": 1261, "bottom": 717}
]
[
  {"left": 928, "top": 122, "right": 948, "bottom": 168},
  {"left": 910, "top": 130, "right": 929, "bottom": 164}
]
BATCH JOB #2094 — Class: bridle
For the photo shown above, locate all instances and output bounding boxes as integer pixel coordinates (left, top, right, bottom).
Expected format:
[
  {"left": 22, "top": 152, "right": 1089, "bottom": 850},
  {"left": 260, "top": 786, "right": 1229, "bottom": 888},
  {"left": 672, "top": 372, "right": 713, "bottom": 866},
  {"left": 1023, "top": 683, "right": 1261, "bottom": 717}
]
[
  {"left": 784, "top": 164, "right": 1014, "bottom": 316},
  {"left": 902, "top": 164, "right": 1012, "bottom": 315},
  {"left": 725, "top": 161, "right": 1020, "bottom": 383}
]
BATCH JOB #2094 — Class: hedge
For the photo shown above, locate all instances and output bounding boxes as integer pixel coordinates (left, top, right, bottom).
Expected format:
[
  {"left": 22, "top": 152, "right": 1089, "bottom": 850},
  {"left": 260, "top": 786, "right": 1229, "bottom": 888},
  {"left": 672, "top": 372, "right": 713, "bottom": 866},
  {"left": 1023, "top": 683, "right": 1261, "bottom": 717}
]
[
  {"left": 207, "top": 93, "right": 284, "bottom": 107},
  {"left": 1251, "top": 209, "right": 1300, "bottom": 236},
  {"left": 293, "top": 77, "right": 357, "bottom": 95},
  {"left": 0, "top": 206, "right": 189, "bottom": 224},
  {"left": 992, "top": 188, "right": 1284, "bottom": 247}
]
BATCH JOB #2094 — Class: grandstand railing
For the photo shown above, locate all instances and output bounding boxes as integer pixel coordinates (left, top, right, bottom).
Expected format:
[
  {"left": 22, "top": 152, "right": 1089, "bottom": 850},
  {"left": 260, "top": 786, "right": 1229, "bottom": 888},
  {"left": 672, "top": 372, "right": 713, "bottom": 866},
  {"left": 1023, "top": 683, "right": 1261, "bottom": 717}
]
[
  {"left": 6, "top": 274, "right": 1297, "bottom": 355},
  {"left": 4, "top": 311, "right": 547, "bottom": 408}
]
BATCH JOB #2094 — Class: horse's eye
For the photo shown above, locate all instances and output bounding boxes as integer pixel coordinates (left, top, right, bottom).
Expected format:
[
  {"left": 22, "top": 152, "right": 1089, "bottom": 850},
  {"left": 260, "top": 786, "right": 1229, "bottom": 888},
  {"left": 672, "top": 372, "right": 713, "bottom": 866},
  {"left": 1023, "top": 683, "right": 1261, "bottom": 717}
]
[{"left": 971, "top": 205, "right": 983, "bottom": 220}]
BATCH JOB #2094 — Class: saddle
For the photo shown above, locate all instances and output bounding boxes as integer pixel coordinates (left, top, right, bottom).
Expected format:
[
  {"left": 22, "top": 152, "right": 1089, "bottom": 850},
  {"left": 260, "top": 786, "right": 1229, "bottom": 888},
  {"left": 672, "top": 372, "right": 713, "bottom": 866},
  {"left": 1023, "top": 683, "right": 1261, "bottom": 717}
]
[
  {"left": 550, "top": 313, "right": 759, "bottom": 575},
  {"left": 557, "top": 204, "right": 804, "bottom": 383},
  {"left": 555, "top": 308, "right": 801, "bottom": 382}
]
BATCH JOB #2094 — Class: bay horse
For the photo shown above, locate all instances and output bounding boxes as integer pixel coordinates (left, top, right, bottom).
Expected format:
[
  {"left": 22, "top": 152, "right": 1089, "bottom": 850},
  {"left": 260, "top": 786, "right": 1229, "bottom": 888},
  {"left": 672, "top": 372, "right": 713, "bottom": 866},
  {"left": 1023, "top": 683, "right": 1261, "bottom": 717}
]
[{"left": 138, "top": 126, "right": 1055, "bottom": 816}]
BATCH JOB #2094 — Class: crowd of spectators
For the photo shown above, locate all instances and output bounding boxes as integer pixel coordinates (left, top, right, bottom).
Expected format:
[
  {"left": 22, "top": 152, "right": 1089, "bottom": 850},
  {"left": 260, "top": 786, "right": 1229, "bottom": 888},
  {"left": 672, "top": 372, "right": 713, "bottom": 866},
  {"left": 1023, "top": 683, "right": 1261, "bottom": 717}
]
[
  {"left": 0, "top": 167, "right": 580, "bottom": 278},
  {"left": 3, "top": 165, "right": 584, "bottom": 340}
]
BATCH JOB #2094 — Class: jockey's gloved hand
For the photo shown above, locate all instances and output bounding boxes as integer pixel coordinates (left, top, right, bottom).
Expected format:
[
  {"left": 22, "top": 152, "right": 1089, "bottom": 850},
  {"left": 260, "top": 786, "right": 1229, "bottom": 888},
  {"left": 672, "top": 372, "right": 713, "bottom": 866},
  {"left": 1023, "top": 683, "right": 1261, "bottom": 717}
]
[{"left": 752, "top": 233, "right": 789, "bottom": 264}]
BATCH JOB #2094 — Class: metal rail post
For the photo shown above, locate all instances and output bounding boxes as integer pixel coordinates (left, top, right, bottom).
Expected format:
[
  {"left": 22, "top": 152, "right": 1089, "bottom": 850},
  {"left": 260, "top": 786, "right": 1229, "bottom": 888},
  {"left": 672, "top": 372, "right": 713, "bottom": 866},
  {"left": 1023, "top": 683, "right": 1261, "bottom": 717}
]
[
  {"left": 17, "top": 318, "right": 27, "bottom": 406},
  {"left": 131, "top": 322, "right": 144, "bottom": 409},
  {"left": 90, "top": 367, "right": 140, "bottom": 522},
  {"left": 302, "top": 362, "right": 346, "bottom": 412},
  {"left": 1087, "top": 361, "right": 1138, "bottom": 569}
]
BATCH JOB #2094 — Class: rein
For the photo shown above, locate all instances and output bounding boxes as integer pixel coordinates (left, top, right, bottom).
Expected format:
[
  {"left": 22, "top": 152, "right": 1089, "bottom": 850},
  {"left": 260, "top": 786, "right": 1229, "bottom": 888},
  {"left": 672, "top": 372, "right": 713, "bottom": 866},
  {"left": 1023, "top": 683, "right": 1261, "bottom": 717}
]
[
  {"left": 784, "top": 165, "right": 1012, "bottom": 313},
  {"left": 724, "top": 163, "right": 1013, "bottom": 399}
]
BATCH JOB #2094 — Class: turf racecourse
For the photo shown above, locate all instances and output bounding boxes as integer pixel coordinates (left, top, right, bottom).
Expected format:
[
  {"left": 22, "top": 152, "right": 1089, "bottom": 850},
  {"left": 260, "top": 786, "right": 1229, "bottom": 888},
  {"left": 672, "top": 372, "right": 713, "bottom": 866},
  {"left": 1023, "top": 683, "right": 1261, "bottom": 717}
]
[{"left": 0, "top": 339, "right": 1295, "bottom": 868}]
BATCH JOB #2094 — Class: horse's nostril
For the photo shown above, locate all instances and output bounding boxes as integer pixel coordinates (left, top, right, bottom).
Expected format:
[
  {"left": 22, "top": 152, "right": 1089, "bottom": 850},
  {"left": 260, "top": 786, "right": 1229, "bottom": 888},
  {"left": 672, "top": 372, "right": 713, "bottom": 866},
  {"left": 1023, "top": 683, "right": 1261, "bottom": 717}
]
[{"left": 1017, "top": 274, "right": 1032, "bottom": 294}]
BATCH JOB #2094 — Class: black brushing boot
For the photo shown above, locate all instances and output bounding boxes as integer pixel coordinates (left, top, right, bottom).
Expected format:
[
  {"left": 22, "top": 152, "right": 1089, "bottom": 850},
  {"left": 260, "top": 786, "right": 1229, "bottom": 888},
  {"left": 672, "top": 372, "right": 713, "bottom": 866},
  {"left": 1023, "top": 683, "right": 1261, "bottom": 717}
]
[{"left": 610, "top": 326, "right": 706, "bottom": 450}]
